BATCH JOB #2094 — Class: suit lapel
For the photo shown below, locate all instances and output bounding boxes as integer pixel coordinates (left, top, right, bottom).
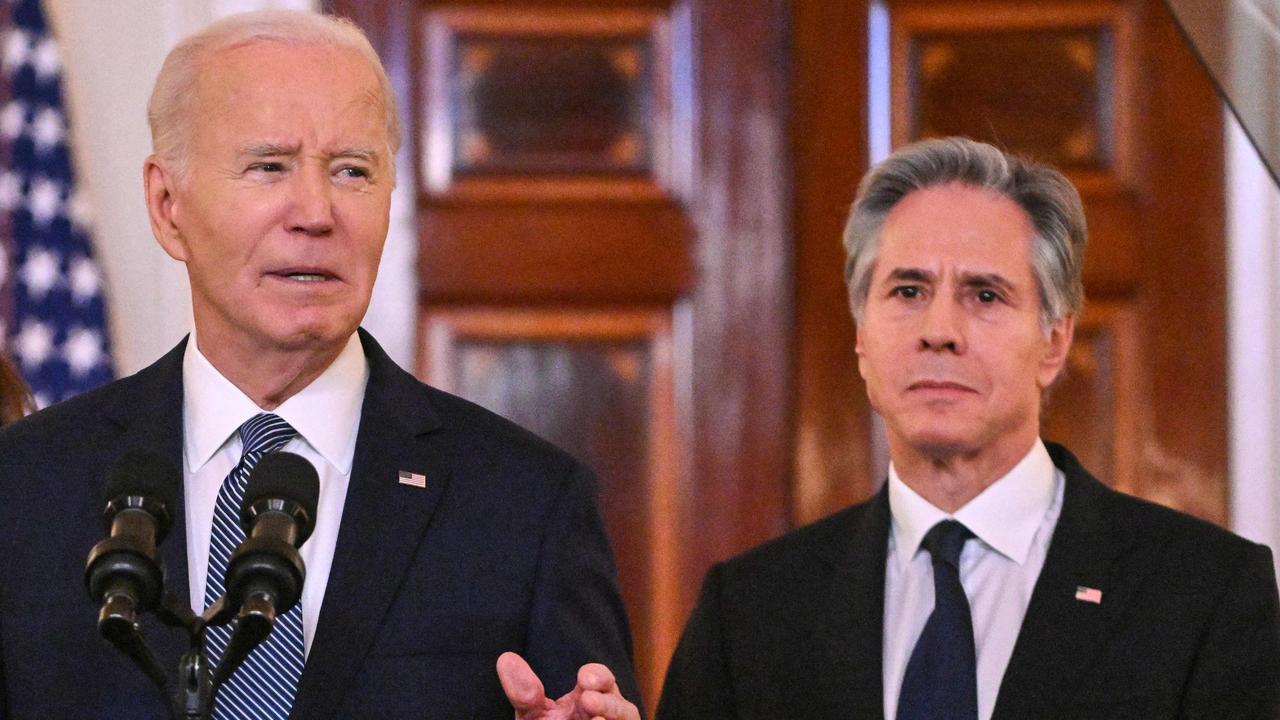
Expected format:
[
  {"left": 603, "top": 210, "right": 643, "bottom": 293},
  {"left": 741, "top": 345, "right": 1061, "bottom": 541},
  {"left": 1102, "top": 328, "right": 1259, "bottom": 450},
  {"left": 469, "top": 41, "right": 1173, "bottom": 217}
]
[
  {"left": 292, "top": 330, "right": 446, "bottom": 717},
  {"left": 814, "top": 488, "right": 890, "bottom": 720},
  {"left": 992, "top": 443, "right": 1137, "bottom": 717},
  {"left": 101, "top": 338, "right": 191, "bottom": 661}
]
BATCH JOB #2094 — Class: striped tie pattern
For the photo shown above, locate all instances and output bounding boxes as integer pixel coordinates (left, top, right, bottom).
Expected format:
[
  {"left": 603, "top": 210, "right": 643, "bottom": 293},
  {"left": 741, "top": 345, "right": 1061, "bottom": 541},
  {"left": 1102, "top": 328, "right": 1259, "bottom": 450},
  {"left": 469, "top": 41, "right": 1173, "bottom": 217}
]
[{"left": 204, "top": 413, "right": 304, "bottom": 720}]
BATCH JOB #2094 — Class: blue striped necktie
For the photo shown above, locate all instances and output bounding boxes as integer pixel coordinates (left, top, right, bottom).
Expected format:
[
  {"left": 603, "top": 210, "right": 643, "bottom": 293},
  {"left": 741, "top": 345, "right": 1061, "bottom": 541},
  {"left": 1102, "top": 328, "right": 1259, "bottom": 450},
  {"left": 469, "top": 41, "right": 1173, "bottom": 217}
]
[
  {"left": 897, "top": 519, "right": 978, "bottom": 720},
  {"left": 204, "top": 413, "right": 304, "bottom": 720}
]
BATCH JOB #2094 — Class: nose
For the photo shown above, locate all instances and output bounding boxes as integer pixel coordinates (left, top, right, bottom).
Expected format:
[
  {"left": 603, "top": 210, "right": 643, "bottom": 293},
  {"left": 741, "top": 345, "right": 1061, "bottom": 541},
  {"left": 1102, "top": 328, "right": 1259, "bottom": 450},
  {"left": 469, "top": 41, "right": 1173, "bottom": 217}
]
[
  {"left": 918, "top": 296, "right": 966, "bottom": 354},
  {"left": 286, "top": 165, "right": 335, "bottom": 236}
]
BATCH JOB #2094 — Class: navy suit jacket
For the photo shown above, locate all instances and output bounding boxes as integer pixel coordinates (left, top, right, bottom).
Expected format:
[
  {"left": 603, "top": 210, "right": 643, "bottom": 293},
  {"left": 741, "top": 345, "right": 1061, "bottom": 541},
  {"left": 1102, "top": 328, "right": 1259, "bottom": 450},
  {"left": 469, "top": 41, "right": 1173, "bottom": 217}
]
[
  {"left": 0, "top": 330, "right": 639, "bottom": 719},
  {"left": 657, "top": 443, "right": 1280, "bottom": 719}
]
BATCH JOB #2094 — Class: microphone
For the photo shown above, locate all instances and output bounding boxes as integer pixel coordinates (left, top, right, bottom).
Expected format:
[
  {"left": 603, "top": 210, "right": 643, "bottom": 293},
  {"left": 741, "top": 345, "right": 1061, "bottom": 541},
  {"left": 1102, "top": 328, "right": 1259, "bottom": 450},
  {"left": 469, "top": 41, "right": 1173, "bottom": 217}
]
[
  {"left": 208, "top": 452, "right": 318, "bottom": 688},
  {"left": 85, "top": 449, "right": 179, "bottom": 624},
  {"left": 84, "top": 450, "right": 179, "bottom": 694},
  {"left": 222, "top": 451, "right": 319, "bottom": 618}
]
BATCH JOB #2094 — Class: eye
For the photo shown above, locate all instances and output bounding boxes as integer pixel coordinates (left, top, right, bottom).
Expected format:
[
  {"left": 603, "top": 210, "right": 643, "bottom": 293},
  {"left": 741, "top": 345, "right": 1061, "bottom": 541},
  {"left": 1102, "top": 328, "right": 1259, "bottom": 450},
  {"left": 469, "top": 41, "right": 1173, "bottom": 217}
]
[
  {"left": 976, "top": 289, "right": 1000, "bottom": 304},
  {"left": 337, "top": 166, "right": 369, "bottom": 179},
  {"left": 891, "top": 285, "right": 922, "bottom": 300},
  {"left": 250, "top": 161, "right": 285, "bottom": 173}
]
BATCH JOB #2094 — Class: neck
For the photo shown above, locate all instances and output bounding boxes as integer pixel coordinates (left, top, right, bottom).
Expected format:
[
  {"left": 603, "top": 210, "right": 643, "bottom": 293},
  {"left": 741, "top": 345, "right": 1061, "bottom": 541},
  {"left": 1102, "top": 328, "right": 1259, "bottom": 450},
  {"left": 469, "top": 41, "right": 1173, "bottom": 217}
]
[
  {"left": 890, "top": 431, "right": 1039, "bottom": 513},
  {"left": 195, "top": 330, "right": 345, "bottom": 411}
]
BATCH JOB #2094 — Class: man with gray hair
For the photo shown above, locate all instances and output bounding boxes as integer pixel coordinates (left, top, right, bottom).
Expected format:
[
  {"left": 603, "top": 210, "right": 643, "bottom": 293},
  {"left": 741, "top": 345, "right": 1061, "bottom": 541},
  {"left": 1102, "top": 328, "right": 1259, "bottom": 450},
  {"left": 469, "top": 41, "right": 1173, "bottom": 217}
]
[
  {"left": 656, "top": 137, "right": 1280, "bottom": 719},
  {"left": 0, "top": 9, "right": 640, "bottom": 720}
]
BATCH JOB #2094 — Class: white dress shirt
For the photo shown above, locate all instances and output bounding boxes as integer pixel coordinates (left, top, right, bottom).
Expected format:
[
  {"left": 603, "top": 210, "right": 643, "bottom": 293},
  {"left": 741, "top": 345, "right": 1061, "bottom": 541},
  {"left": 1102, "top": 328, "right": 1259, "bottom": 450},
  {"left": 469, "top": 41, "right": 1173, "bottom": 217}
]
[
  {"left": 882, "top": 438, "right": 1065, "bottom": 720},
  {"left": 182, "top": 331, "right": 368, "bottom": 658}
]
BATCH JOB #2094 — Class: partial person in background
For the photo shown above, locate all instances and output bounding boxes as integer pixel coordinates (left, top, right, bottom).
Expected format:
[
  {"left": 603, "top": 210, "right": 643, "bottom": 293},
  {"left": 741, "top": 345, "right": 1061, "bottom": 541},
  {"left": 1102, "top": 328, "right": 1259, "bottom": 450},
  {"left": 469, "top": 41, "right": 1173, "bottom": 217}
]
[
  {"left": 0, "top": 10, "right": 640, "bottom": 720},
  {"left": 0, "top": 353, "right": 32, "bottom": 425},
  {"left": 656, "top": 137, "right": 1280, "bottom": 720}
]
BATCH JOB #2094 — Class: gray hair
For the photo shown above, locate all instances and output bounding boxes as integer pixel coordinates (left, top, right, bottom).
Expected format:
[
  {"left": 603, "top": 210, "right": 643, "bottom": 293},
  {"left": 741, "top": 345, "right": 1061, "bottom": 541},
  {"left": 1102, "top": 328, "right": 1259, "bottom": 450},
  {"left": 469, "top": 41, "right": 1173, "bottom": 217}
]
[
  {"left": 843, "top": 137, "right": 1086, "bottom": 326},
  {"left": 147, "top": 9, "right": 401, "bottom": 178}
]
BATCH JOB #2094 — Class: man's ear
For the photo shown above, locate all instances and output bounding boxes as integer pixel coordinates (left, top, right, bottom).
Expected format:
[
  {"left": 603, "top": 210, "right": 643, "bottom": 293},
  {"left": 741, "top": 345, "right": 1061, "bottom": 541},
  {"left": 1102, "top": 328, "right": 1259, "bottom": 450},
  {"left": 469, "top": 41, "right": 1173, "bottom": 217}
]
[
  {"left": 1037, "top": 313, "right": 1076, "bottom": 389},
  {"left": 143, "top": 155, "right": 188, "bottom": 262},
  {"left": 854, "top": 319, "right": 870, "bottom": 380}
]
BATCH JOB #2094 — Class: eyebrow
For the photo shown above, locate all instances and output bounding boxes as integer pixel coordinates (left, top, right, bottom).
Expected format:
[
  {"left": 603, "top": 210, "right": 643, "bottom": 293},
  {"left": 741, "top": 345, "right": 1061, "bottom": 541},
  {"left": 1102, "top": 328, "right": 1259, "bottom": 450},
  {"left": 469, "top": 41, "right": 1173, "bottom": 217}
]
[
  {"left": 242, "top": 143, "right": 298, "bottom": 158},
  {"left": 883, "top": 267, "right": 934, "bottom": 284},
  {"left": 959, "top": 271, "right": 1017, "bottom": 295},
  {"left": 882, "top": 267, "right": 1019, "bottom": 294},
  {"left": 239, "top": 144, "right": 381, "bottom": 162}
]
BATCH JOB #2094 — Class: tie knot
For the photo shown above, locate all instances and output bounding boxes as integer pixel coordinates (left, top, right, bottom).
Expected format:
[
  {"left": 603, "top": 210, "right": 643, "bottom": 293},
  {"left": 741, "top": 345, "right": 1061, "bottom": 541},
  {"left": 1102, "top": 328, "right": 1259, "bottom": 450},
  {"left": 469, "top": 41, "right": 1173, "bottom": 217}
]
[
  {"left": 238, "top": 413, "right": 297, "bottom": 456},
  {"left": 920, "top": 519, "right": 973, "bottom": 569}
]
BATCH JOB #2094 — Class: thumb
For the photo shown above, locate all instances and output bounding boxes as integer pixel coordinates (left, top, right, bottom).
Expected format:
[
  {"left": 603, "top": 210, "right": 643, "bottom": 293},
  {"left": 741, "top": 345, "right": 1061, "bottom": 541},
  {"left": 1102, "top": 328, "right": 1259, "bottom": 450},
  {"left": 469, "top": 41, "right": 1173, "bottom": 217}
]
[{"left": 497, "top": 652, "right": 552, "bottom": 716}]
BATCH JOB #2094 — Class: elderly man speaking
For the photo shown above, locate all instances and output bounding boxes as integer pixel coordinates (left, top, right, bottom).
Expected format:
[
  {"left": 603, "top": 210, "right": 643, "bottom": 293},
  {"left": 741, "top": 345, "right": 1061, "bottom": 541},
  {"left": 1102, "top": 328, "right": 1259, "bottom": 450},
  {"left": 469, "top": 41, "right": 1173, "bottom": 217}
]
[
  {"left": 657, "top": 138, "right": 1280, "bottom": 719},
  {"left": 0, "top": 10, "right": 640, "bottom": 720}
]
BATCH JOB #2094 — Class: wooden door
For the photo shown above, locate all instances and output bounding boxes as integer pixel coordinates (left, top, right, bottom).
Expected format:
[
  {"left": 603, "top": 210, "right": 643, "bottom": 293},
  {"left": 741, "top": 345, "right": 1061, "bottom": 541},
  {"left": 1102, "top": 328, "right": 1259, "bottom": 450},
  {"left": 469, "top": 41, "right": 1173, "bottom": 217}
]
[{"left": 332, "top": 0, "right": 792, "bottom": 704}]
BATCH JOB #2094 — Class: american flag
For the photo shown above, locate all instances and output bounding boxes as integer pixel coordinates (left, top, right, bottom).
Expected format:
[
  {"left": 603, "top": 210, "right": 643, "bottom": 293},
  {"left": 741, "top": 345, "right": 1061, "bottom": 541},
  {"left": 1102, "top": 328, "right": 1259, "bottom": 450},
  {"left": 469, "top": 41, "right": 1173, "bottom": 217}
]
[
  {"left": 0, "top": 0, "right": 113, "bottom": 409},
  {"left": 1074, "top": 585, "right": 1103, "bottom": 604}
]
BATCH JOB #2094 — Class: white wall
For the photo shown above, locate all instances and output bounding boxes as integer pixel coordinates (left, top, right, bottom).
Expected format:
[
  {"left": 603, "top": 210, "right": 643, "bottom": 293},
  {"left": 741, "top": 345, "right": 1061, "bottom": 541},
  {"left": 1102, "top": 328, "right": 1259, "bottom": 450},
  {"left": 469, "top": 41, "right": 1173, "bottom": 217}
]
[
  {"left": 1227, "top": 114, "right": 1280, "bottom": 572},
  {"left": 45, "top": 0, "right": 418, "bottom": 376}
]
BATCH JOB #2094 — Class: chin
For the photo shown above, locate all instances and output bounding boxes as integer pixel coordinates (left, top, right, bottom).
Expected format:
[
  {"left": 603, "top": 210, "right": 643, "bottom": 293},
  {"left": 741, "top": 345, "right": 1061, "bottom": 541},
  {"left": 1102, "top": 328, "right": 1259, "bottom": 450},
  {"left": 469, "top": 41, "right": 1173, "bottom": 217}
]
[
  {"left": 263, "top": 320, "right": 357, "bottom": 352},
  {"left": 895, "top": 422, "right": 983, "bottom": 460}
]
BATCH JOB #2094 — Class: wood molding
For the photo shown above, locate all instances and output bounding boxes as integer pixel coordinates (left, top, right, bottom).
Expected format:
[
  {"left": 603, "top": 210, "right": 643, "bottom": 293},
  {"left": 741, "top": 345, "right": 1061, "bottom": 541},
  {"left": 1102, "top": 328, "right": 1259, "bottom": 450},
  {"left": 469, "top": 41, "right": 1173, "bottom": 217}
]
[{"left": 791, "top": 0, "right": 874, "bottom": 525}]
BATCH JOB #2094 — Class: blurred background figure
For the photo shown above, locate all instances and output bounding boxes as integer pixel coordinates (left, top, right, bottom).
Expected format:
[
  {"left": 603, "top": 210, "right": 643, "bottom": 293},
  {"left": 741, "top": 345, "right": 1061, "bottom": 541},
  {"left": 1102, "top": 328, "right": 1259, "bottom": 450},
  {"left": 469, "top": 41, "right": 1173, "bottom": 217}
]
[{"left": 0, "top": 352, "right": 33, "bottom": 425}]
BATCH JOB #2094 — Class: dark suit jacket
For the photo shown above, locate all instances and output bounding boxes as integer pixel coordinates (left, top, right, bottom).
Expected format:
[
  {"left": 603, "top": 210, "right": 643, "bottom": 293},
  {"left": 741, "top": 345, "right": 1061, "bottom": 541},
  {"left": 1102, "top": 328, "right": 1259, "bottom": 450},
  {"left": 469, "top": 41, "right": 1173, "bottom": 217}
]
[
  {"left": 0, "top": 330, "right": 640, "bottom": 719},
  {"left": 657, "top": 443, "right": 1280, "bottom": 720}
]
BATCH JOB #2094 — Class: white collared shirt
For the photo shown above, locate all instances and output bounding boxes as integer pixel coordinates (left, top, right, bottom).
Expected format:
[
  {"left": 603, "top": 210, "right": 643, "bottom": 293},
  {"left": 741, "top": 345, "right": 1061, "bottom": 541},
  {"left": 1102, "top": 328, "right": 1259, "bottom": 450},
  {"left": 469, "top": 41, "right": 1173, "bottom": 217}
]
[
  {"left": 882, "top": 438, "right": 1065, "bottom": 720},
  {"left": 182, "top": 331, "right": 368, "bottom": 658}
]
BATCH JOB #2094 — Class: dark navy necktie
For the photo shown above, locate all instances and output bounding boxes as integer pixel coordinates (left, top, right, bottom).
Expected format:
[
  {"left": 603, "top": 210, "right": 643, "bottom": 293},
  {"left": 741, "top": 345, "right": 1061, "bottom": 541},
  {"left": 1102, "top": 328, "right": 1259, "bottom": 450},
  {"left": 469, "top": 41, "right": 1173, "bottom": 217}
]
[
  {"left": 204, "top": 413, "right": 304, "bottom": 720},
  {"left": 897, "top": 519, "right": 978, "bottom": 720}
]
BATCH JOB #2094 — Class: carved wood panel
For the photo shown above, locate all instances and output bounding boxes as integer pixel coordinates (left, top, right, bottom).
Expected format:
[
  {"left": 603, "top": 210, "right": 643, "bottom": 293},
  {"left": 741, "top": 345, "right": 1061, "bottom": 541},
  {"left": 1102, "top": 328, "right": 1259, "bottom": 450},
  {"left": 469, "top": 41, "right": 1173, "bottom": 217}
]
[
  {"left": 1042, "top": 302, "right": 1141, "bottom": 495},
  {"left": 420, "top": 8, "right": 683, "bottom": 201},
  {"left": 421, "top": 308, "right": 681, "bottom": 702}
]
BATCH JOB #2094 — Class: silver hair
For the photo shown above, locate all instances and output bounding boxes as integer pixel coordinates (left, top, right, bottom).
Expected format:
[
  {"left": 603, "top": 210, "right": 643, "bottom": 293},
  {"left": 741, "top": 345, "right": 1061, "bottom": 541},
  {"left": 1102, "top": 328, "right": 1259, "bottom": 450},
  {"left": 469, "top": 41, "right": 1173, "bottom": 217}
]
[
  {"left": 147, "top": 9, "right": 401, "bottom": 178},
  {"left": 843, "top": 137, "right": 1086, "bottom": 326}
]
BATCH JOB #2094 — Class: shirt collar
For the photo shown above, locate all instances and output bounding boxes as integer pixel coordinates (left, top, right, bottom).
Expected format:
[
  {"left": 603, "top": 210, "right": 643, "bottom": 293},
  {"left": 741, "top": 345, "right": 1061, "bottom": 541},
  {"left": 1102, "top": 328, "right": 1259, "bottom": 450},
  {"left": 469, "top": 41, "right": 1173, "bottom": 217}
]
[
  {"left": 888, "top": 438, "right": 1057, "bottom": 571},
  {"left": 182, "top": 331, "right": 369, "bottom": 474}
]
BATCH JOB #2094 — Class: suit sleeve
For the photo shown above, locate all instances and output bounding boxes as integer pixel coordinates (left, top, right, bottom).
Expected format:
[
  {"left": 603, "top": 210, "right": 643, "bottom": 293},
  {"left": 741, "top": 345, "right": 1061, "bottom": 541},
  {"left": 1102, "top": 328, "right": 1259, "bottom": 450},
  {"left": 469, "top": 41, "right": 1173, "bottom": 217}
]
[
  {"left": 1180, "top": 543, "right": 1280, "bottom": 719},
  {"left": 656, "top": 563, "right": 738, "bottom": 720},
  {"left": 523, "top": 462, "right": 643, "bottom": 712}
]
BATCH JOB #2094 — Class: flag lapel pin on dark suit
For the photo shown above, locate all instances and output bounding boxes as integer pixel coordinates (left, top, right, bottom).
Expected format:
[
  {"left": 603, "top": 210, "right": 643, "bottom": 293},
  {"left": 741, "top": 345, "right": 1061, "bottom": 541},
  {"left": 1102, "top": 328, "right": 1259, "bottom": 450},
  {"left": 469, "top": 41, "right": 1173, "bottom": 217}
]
[
  {"left": 1074, "top": 586, "right": 1103, "bottom": 604},
  {"left": 397, "top": 470, "right": 427, "bottom": 488}
]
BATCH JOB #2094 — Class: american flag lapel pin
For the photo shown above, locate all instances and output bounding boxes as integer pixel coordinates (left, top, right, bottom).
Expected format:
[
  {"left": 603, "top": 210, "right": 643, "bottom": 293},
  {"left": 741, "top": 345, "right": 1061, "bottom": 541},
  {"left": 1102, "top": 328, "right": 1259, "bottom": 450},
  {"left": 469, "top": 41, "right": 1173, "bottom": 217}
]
[
  {"left": 1074, "top": 585, "right": 1103, "bottom": 604},
  {"left": 397, "top": 470, "right": 427, "bottom": 488}
]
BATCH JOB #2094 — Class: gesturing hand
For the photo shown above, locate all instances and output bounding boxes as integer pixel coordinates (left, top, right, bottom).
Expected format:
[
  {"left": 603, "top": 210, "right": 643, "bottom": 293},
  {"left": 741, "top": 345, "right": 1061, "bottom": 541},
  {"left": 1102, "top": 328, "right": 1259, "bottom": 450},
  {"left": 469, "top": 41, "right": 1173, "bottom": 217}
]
[{"left": 497, "top": 651, "right": 641, "bottom": 720}]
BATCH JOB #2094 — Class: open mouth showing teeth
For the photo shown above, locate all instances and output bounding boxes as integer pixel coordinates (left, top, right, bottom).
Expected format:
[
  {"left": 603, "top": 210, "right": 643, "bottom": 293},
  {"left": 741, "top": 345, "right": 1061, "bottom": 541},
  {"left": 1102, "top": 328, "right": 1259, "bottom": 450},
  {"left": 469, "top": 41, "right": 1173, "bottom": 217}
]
[{"left": 280, "top": 272, "right": 330, "bottom": 282}]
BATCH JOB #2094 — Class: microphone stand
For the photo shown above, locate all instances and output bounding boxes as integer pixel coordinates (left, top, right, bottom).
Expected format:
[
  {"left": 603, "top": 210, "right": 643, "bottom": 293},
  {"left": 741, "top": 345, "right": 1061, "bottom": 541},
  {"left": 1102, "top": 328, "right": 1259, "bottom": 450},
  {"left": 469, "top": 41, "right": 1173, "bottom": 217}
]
[
  {"left": 97, "top": 593, "right": 171, "bottom": 700},
  {"left": 96, "top": 589, "right": 281, "bottom": 720}
]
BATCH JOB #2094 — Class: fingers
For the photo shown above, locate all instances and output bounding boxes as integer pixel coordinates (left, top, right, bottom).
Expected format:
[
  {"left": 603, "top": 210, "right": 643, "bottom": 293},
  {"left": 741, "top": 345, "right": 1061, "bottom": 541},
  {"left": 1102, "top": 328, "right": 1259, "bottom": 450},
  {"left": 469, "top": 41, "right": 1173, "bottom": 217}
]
[
  {"left": 575, "top": 663, "right": 618, "bottom": 693},
  {"left": 578, "top": 690, "right": 639, "bottom": 720},
  {"left": 575, "top": 664, "right": 639, "bottom": 720},
  {"left": 496, "top": 652, "right": 553, "bottom": 717}
]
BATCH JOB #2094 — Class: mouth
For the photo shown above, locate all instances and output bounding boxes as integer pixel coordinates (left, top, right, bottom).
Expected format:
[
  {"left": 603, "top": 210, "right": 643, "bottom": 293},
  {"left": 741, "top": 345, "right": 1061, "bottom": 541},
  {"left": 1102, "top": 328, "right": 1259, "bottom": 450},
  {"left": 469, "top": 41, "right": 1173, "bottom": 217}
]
[
  {"left": 267, "top": 268, "right": 339, "bottom": 284},
  {"left": 907, "top": 380, "right": 978, "bottom": 394}
]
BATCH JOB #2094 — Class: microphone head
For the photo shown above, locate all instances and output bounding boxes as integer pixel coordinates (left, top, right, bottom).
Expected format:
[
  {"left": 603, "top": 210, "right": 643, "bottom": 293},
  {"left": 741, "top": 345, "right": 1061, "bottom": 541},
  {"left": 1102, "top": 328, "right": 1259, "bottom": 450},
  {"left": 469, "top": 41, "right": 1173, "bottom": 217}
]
[
  {"left": 103, "top": 449, "right": 179, "bottom": 541},
  {"left": 242, "top": 451, "right": 320, "bottom": 544}
]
